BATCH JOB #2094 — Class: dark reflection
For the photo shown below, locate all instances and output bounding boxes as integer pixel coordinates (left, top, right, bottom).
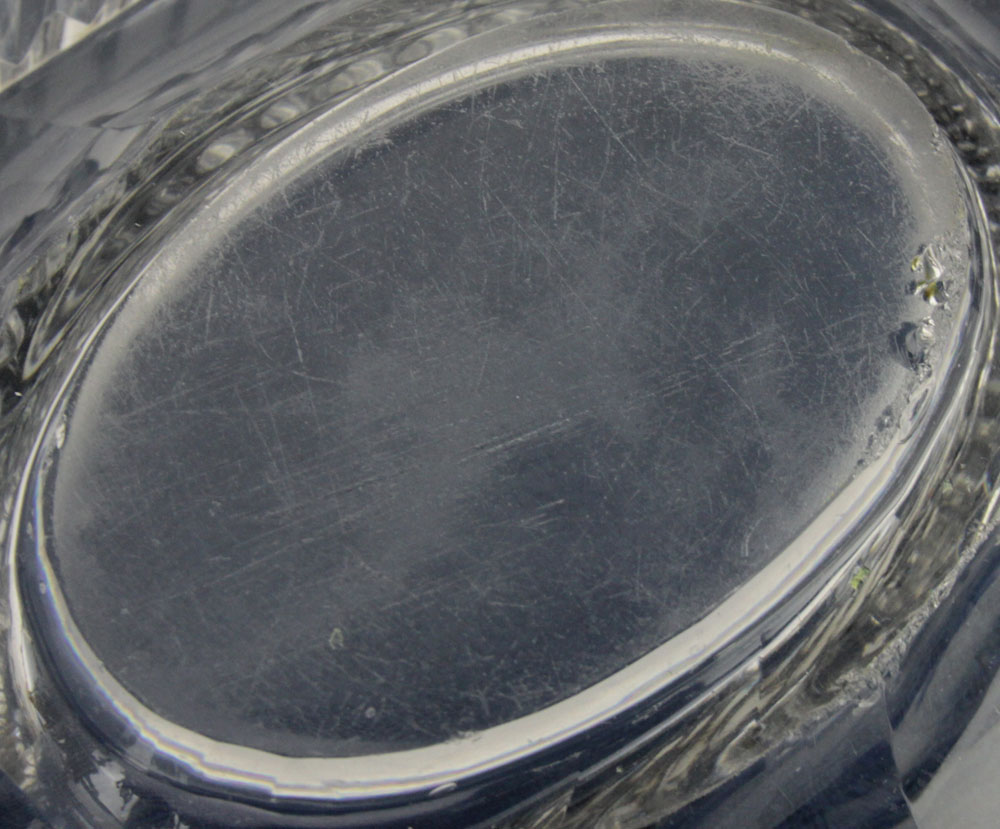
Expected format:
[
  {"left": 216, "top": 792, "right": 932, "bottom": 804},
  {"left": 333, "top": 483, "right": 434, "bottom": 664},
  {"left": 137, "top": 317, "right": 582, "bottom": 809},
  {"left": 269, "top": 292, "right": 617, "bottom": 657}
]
[
  {"left": 622, "top": 531, "right": 1000, "bottom": 829},
  {"left": 888, "top": 535, "right": 1000, "bottom": 806},
  {"left": 0, "top": 770, "right": 37, "bottom": 829}
]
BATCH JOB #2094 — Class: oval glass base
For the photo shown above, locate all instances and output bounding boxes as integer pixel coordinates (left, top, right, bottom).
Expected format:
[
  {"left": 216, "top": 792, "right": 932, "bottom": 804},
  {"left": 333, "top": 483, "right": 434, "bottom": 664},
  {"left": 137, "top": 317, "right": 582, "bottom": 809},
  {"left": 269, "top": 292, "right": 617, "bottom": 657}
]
[{"left": 2, "top": 1, "right": 1000, "bottom": 826}]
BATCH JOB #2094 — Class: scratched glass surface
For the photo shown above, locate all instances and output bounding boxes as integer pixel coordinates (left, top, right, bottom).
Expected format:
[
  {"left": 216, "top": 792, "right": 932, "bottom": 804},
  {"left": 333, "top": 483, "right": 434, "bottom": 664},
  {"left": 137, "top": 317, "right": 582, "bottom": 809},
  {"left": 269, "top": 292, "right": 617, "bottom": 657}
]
[
  {"left": 1, "top": 1, "right": 1000, "bottom": 827},
  {"left": 33, "top": 52, "right": 968, "bottom": 756}
]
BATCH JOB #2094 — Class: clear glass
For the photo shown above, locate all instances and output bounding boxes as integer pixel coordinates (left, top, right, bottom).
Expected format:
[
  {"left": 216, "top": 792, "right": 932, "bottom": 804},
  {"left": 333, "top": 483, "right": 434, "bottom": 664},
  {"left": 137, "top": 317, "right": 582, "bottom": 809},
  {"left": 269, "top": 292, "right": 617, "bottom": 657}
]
[{"left": 1, "top": 1, "right": 1000, "bottom": 827}]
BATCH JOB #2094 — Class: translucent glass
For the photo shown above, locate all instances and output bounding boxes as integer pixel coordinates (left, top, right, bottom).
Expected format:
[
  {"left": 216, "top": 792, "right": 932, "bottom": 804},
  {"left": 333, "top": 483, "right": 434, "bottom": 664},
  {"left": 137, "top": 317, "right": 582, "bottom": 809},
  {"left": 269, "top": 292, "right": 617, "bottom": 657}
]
[{"left": 1, "top": 1, "right": 1000, "bottom": 827}]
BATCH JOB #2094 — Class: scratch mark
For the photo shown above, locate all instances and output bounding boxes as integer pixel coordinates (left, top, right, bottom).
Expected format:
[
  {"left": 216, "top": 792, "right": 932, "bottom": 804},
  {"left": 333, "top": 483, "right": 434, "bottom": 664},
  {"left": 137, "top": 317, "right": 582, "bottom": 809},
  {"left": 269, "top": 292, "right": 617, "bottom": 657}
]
[
  {"left": 566, "top": 72, "right": 640, "bottom": 165},
  {"left": 204, "top": 290, "right": 215, "bottom": 338},
  {"left": 475, "top": 331, "right": 493, "bottom": 392}
]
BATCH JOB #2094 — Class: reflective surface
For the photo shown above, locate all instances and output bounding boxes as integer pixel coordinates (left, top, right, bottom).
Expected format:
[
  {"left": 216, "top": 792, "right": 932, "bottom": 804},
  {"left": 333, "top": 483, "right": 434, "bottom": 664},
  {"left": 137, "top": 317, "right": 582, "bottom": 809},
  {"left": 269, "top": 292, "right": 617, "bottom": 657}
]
[
  {"left": 2, "top": 1, "right": 1000, "bottom": 827},
  {"left": 30, "top": 42, "right": 970, "bottom": 758},
  {"left": 0, "top": 0, "right": 145, "bottom": 91}
]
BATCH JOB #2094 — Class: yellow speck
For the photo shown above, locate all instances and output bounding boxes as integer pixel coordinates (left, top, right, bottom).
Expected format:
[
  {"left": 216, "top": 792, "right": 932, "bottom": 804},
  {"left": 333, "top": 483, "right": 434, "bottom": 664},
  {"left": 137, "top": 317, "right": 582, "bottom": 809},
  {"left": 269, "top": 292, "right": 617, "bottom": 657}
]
[{"left": 328, "top": 627, "right": 345, "bottom": 650}]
